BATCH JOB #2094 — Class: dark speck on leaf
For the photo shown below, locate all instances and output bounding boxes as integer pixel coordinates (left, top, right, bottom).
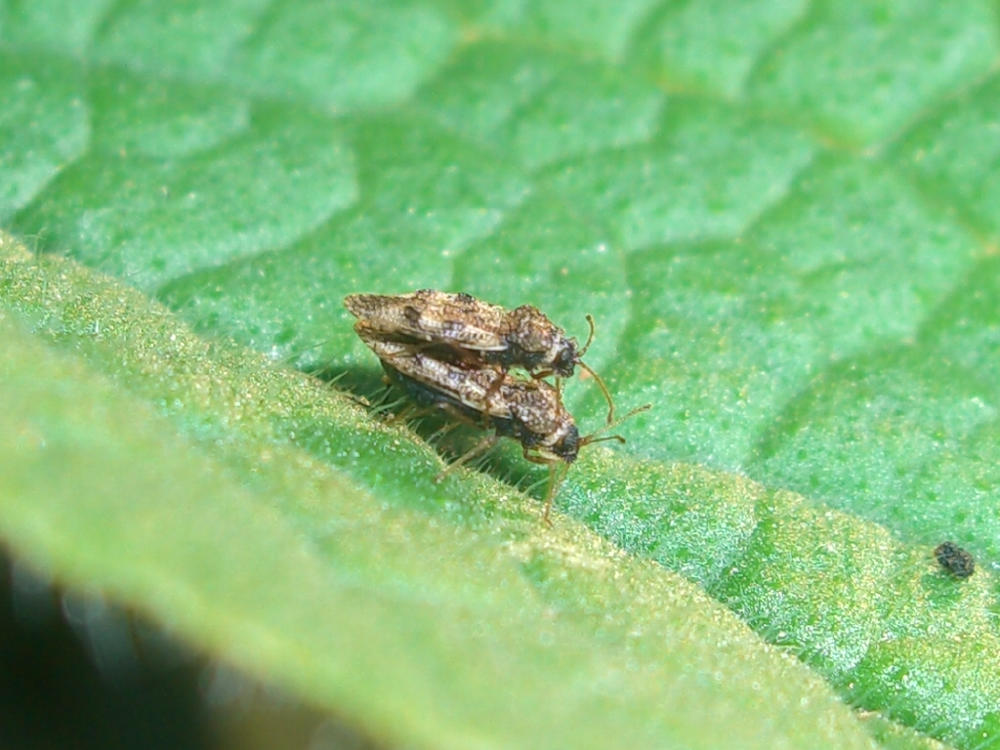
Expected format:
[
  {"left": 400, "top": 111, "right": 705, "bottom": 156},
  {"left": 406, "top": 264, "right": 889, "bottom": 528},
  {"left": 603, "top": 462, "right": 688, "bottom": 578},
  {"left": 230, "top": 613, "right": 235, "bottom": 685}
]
[{"left": 934, "top": 541, "right": 974, "bottom": 579}]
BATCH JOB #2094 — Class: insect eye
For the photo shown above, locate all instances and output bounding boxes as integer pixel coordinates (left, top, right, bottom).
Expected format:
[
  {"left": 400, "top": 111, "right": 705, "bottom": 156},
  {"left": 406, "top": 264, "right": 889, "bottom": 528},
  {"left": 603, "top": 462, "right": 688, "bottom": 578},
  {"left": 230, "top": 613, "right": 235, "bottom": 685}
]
[
  {"left": 559, "top": 425, "right": 580, "bottom": 460},
  {"left": 555, "top": 347, "right": 576, "bottom": 376}
]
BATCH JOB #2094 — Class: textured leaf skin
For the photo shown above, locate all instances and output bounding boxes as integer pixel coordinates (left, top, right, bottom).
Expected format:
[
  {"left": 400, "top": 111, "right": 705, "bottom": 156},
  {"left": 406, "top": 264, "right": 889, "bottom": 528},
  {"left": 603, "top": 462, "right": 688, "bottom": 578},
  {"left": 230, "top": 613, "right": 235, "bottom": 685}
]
[
  {"left": 2, "top": 1, "right": 1000, "bottom": 747},
  {"left": 1, "top": 241, "right": 879, "bottom": 750}
]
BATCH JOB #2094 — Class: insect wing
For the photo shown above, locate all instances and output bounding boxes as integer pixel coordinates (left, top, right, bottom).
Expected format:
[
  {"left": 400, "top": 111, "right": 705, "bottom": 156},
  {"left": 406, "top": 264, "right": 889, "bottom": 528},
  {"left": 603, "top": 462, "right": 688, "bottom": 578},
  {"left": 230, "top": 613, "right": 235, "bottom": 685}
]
[
  {"left": 344, "top": 290, "right": 509, "bottom": 352},
  {"left": 355, "top": 323, "right": 513, "bottom": 419}
]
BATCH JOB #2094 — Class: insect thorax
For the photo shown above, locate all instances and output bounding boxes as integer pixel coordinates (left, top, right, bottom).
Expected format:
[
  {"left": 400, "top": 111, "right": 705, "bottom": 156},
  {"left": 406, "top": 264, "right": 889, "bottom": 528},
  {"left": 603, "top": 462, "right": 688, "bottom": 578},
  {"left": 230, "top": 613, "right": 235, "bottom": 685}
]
[{"left": 506, "top": 305, "right": 577, "bottom": 376}]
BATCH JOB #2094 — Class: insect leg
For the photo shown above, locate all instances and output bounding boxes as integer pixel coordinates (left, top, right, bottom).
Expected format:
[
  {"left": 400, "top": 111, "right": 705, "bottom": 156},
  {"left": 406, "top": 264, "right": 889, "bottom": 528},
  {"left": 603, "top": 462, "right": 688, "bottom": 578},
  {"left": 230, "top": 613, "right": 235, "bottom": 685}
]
[
  {"left": 519, "top": 448, "right": 570, "bottom": 525},
  {"left": 339, "top": 388, "right": 374, "bottom": 410},
  {"left": 433, "top": 433, "right": 499, "bottom": 483},
  {"left": 541, "top": 462, "right": 570, "bottom": 526},
  {"left": 385, "top": 402, "right": 424, "bottom": 425}
]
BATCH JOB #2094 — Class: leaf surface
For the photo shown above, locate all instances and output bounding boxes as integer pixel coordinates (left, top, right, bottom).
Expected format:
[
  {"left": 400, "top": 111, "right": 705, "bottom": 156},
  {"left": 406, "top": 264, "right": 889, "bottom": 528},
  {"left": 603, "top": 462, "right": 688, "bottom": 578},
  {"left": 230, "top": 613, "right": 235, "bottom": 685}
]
[{"left": 2, "top": 1, "right": 999, "bottom": 747}]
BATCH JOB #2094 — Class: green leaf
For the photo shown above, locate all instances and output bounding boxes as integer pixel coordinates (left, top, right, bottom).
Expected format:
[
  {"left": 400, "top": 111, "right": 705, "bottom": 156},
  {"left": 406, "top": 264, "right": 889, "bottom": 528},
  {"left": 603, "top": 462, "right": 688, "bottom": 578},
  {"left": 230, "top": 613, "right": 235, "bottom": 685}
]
[
  {"left": 2, "top": 1, "right": 999, "bottom": 747},
  {"left": 1, "top": 241, "right": 878, "bottom": 749}
]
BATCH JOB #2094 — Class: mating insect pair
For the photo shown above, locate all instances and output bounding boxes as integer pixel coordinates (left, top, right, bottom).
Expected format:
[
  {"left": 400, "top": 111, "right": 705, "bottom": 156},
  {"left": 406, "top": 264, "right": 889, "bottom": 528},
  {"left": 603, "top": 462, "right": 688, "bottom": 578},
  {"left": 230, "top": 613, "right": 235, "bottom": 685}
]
[{"left": 345, "top": 290, "right": 649, "bottom": 522}]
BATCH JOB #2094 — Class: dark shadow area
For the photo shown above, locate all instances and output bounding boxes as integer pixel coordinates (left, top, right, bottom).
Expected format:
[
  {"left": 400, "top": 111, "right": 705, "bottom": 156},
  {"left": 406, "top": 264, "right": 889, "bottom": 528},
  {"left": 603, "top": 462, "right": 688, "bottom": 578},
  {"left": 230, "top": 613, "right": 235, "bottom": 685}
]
[
  {"left": 0, "top": 554, "right": 209, "bottom": 750},
  {"left": 0, "top": 551, "right": 383, "bottom": 750}
]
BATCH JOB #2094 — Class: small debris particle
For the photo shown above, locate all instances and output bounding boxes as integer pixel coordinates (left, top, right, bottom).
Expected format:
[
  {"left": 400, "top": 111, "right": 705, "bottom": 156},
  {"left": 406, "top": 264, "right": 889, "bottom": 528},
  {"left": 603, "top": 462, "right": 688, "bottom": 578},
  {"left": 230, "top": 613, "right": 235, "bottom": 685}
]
[{"left": 934, "top": 541, "right": 975, "bottom": 579}]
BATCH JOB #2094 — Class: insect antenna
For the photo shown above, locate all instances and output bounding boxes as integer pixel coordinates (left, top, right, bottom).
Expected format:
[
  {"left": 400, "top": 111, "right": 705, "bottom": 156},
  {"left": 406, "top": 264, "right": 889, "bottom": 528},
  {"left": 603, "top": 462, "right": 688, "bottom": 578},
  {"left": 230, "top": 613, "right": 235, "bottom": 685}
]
[
  {"left": 578, "top": 403, "right": 652, "bottom": 449},
  {"left": 577, "top": 360, "right": 617, "bottom": 425},
  {"left": 577, "top": 314, "right": 598, "bottom": 358},
  {"left": 574, "top": 315, "right": 618, "bottom": 424}
]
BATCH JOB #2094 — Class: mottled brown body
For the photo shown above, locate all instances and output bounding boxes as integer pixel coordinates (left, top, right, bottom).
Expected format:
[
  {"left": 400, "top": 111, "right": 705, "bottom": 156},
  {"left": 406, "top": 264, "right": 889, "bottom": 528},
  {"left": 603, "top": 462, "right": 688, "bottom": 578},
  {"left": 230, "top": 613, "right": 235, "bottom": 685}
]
[
  {"left": 344, "top": 289, "right": 581, "bottom": 377},
  {"left": 345, "top": 289, "right": 648, "bottom": 522},
  {"left": 357, "top": 330, "right": 579, "bottom": 465}
]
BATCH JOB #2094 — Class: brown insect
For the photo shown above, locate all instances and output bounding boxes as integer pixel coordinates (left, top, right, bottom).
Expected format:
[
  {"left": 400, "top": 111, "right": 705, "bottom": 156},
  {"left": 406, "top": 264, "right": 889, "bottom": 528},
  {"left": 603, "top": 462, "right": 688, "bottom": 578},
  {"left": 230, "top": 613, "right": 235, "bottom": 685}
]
[
  {"left": 344, "top": 289, "right": 618, "bottom": 422},
  {"left": 356, "top": 328, "right": 648, "bottom": 523}
]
